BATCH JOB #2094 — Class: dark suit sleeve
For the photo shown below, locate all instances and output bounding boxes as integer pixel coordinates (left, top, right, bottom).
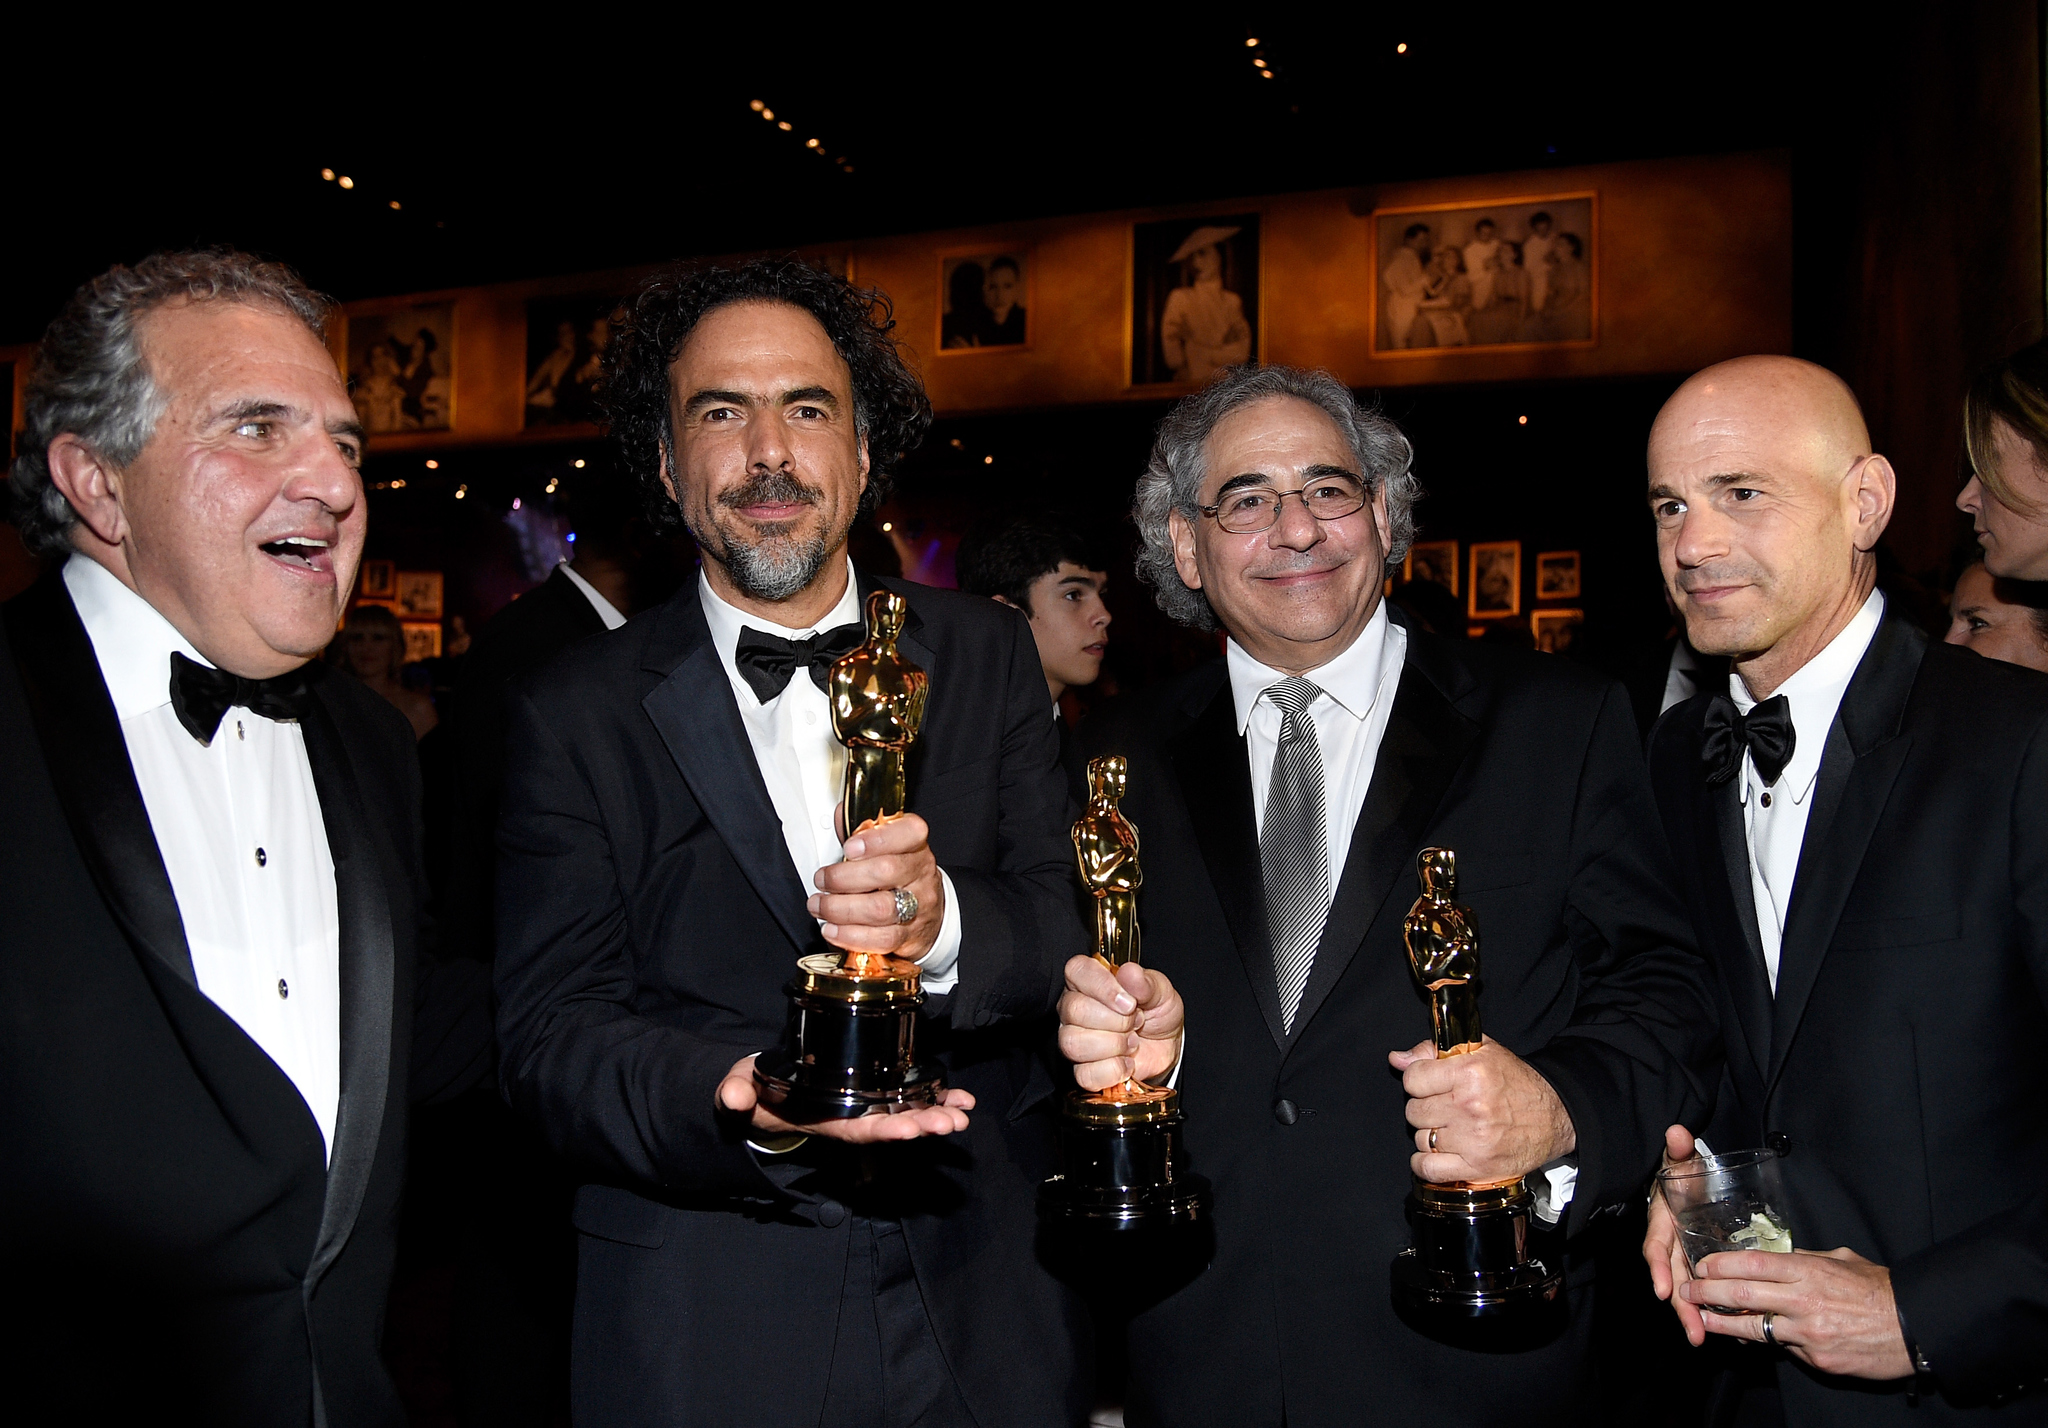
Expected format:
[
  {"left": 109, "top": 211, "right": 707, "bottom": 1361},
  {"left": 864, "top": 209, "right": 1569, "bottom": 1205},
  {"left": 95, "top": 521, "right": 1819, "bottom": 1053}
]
[
  {"left": 492, "top": 686, "right": 778, "bottom": 1199},
  {"left": 1891, "top": 713, "right": 2048, "bottom": 1398},
  {"left": 937, "top": 607, "right": 1085, "bottom": 1028},
  {"left": 1521, "top": 681, "right": 1721, "bottom": 1235}
]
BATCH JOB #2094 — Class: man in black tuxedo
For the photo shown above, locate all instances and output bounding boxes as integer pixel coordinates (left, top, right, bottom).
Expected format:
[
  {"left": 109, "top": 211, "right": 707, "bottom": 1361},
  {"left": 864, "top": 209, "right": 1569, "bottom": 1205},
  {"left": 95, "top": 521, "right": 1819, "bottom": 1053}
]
[
  {"left": 0, "top": 250, "right": 487, "bottom": 1425},
  {"left": 1641, "top": 356, "right": 2048, "bottom": 1421},
  {"left": 1056, "top": 364, "right": 1716, "bottom": 1425},
  {"left": 493, "top": 259, "right": 1087, "bottom": 1427}
]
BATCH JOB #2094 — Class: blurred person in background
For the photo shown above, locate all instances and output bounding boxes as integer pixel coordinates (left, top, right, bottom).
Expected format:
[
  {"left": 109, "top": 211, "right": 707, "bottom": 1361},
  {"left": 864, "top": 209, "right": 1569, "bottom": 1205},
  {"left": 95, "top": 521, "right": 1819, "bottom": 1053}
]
[
  {"left": 955, "top": 510, "right": 1112, "bottom": 711},
  {"left": 1944, "top": 558, "right": 2048, "bottom": 673},
  {"left": 339, "top": 601, "right": 437, "bottom": 738},
  {"left": 1957, "top": 337, "right": 2048, "bottom": 579}
]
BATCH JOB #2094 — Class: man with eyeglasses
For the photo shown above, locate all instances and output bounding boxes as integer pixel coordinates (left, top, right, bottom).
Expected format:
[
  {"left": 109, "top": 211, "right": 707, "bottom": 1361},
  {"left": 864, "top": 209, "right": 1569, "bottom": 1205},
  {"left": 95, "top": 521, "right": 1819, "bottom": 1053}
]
[{"left": 1056, "top": 365, "right": 1715, "bottom": 1424}]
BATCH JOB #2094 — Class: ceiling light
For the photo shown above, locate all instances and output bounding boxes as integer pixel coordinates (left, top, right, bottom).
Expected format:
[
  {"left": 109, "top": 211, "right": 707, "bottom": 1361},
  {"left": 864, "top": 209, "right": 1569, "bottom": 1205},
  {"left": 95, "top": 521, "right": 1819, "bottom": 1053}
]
[
  {"left": 806, "top": 138, "right": 820, "bottom": 148},
  {"left": 338, "top": 175, "right": 354, "bottom": 189},
  {"left": 573, "top": 458, "right": 586, "bottom": 469},
  {"left": 321, "top": 167, "right": 336, "bottom": 181},
  {"left": 1396, "top": 42, "right": 1408, "bottom": 53},
  {"left": 390, "top": 478, "right": 407, "bottom": 489},
  {"left": 512, "top": 497, "right": 521, "bottom": 510},
  {"left": 545, "top": 477, "right": 559, "bottom": 494},
  {"left": 424, "top": 459, "right": 439, "bottom": 469},
  {"left": 1518, "top": 414, "right": 1529, "bottom": 425},
  {"left": 881, "top": 521, "right": 894, "bottom": 532},
  {"left": 1245, "top": 36, "right": 1259, "bottom": 46},
  {"left": 983, "top": 455, "right": 994, "bottom": 465},
  {"left": 778, "top": 121, "right": 792, "bottom": 131},
  {"left": 750, "top": 99, "right": 765, "bottom": 111},
  {"left": 762, "top": 108, "right": 775, "bottom": 120},
  {"left": 1262, "top": 70, "right": 1275, "bottom": 78},
  {"left": 454, "top": 484, "right": 467, "bottom": 499},
  {"left": 388, "top": 200, "right": 401, "bottom": 210}
]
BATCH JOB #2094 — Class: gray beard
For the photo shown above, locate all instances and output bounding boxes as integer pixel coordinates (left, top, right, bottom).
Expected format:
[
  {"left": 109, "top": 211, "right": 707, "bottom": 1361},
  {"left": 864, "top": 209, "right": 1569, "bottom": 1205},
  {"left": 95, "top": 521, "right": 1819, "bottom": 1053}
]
[{"left": 715, "top": 529, "right": 831, "bottom": 602}]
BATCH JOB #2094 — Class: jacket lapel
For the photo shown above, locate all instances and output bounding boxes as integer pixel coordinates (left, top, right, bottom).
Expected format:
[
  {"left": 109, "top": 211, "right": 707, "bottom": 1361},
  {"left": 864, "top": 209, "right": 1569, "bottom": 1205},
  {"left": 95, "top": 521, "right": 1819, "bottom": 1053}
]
[
  {"left": 1167, "top": 674, "right": 1287, "bottom": 1047},
  {"left": 2, "top": 574, "right": 196, "bottom": 986},
  {"left": 1767, "top": 616, "right": 1923, "bottom": 1083},
  {"left": 640, "top": 587, "right": 822, "bottom": 955},
  {"left": 1284, "top": 637, "right": 1479, "bottom": 1049},
  {"left": 1705, "top": 773, "right": 1776, "bottom": 1088},
  {"left": 296, "top": 682, "right": 395, "bottom": 1291}
]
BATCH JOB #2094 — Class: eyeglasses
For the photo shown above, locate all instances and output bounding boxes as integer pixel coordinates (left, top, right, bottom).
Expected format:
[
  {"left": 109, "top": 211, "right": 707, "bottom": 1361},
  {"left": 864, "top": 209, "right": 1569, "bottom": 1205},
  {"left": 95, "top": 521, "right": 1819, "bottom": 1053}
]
[{"left": 1196, "top": 473, "right": 1369, "bottom": 534}]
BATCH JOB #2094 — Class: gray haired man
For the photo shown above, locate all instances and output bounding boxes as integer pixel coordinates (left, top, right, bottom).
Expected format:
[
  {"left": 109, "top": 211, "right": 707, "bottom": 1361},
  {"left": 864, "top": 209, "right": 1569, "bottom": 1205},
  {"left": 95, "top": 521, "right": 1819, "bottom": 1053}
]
[
  {"left": 0, "top": 250, "right": 487, "bottom": 1425},
  {"left": 1057, "top": 365, "right": 1716, "bottom": 1424}
]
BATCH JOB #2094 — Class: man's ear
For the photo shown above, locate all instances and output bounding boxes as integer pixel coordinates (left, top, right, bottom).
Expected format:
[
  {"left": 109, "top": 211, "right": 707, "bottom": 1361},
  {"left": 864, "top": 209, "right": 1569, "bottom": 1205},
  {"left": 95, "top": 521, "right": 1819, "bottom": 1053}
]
[
  {"left": 1849, "top": 454, "right": 1898, "bottom": 553},
  {"left": 1169, "top": 507, "right": 1203, "bottom": 591},
  {"left": 44, "top": 434, "right": 126, "bottom": 548},
  {"left": 656, "top": 436, "right": 681, "bottom": 508}
]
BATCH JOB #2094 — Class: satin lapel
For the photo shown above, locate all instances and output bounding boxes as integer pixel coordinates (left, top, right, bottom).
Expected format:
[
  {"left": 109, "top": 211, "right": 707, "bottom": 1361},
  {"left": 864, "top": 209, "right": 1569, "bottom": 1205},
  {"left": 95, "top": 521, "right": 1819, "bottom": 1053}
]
[
  {"left": 1284, "top": 659, "right": 1478, "bottom": 1050},
  {"left": 2, "top": 575, "right": 196, "bottom": 986},
  {"left": 296, "top": 686, "right": 395, "bottom": 1291},
  {"left": 1766, "top": 617, "right": 1924, "bottom": 1084},
  {"left": 641, "top": 594, "right": 820, "bottom": 956},
  {"left": 1706, "top": 776, "right": 1773, "bottom": 1087},
  {"left": 1168, "top": 677, "right": 1286, "bottom": 1047}
]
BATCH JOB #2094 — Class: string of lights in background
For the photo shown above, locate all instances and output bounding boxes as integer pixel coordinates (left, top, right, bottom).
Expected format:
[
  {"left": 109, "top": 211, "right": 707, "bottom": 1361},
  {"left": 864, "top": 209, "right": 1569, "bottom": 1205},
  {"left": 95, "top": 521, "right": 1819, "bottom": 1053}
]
[
  {"left": 318, "top": 167, "right": 442, "bottom": 225},
  {"left": 749, "top": 101, "right": 854, "bottom": 174}
]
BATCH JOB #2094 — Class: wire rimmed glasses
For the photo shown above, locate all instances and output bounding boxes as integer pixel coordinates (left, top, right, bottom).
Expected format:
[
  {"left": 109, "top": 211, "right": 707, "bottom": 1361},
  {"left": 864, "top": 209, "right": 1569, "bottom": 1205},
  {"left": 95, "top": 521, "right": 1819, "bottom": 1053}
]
[{"left": 1196, "top": 471, "right": 1369, "bottom": 534}]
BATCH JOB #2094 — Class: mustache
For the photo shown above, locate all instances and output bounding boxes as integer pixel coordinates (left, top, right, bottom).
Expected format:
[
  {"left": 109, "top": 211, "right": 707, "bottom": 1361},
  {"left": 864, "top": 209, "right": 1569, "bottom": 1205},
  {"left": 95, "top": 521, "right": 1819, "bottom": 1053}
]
[
  {"left": 1675, "top": 561, "right": 1767, "bottom": 593},
  {"left": 1246, "top": 550, "right": 1347, "bottom": 579},
  {"left": 719, "top": 471, "right": 822, "bottom": 514}
]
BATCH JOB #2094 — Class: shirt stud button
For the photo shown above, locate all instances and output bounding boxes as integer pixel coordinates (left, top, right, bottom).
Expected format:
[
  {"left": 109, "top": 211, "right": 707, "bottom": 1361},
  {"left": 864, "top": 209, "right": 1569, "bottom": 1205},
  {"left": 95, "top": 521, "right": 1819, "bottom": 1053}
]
[
  {"left": 237, "top": 719, "right": 245, "bottom": 741},
  {"left": 278, "top": 978, "right": 289, "bottom": 999},
  {"left": 1760, "top": 791, "right": 1772, "bottom": 808},
  {"left": 255, "top": 847, "right": 268, "bottom": 867}
]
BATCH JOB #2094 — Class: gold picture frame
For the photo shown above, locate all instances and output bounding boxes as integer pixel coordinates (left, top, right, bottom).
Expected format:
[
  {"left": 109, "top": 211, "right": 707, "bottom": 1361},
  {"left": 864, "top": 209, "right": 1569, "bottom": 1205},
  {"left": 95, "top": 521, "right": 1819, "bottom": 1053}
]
[
  {"left": 1403, "top": 539, "right": 1459, "bottom": 595},
  {"left": 1535, "top": 550, "right": 1582, "bottom": 600},
  {"left": 1369, "top": 192, "right": 1598, "bottom": 358},
  {"left": 935, "top": 245, "right": 1033, "bottom": 356},
  {"left": 1468, "top": 541, "right": 1522, "bottom": 619},
  {"left": 1532, "top": 608, "right": 1585, "bottom": 654}
]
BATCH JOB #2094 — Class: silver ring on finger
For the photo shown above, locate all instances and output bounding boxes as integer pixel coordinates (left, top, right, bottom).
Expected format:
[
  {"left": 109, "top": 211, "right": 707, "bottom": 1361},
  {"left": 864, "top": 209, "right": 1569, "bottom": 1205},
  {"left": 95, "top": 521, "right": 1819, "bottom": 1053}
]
[
  {"left": 1760, "top": 1311, "right": 1779, "bottom": 1348},
  {"left": 892, "top": 887, "right": 919, "bottom": 925},
  {"left": 1428, "top": 1127, "right": 1439, "bottom": 1153}
]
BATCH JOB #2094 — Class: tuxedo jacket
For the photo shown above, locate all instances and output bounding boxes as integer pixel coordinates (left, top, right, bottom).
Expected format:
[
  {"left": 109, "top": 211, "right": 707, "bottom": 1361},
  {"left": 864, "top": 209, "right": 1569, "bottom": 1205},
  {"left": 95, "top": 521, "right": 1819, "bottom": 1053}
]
[
  {"left": 1650, "top": 613, "right": 2048, "bottom": 1421},
  {"left": 1075, "top": 617, "right": 1717, "bottom": 1428},
  {"left": 492, "top": 573, "right": 1089, "bottom": 1428},
  {"left": 0, "top": 572, "right": 489, "bottom": 1427},
  {"left": 445, "top": 564, "right": 609, "bottom": 962}
]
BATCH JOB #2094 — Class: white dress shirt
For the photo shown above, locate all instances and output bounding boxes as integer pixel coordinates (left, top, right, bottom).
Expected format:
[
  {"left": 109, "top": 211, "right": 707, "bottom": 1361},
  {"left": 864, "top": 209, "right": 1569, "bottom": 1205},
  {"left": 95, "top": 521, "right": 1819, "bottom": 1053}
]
[
  {"left": 1228, "top": 599, "right": 1408, "bottom": 875},
  {"left": 1660, "top": 638, "right": 1703, "bottom": 716},
  {"left": 697, "top": 565, "right": 962, "bottom": 991},
  {"left": 556, "top": 559, "right": 627, "bottom": 631},
  {"left": 65, "top": 554, "right": 341, "bottom": 1161},
  {"left": 1732, "top": 589, "right": 1884, "bottom": 991}
]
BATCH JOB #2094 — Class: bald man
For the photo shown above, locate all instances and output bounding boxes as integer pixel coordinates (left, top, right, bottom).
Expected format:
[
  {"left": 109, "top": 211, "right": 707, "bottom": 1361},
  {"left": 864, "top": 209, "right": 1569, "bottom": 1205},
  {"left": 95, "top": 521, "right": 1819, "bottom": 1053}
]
[{"left": 1641, "top": 355, "right": 2048, "bottom": 1422}]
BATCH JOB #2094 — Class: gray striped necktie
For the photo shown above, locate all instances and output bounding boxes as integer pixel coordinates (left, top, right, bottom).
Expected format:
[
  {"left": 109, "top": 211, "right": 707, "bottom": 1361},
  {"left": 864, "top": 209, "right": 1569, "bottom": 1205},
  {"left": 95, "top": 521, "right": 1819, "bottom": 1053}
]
[{"left": 1259, "top": 676, "right": 1330, "bottom": 1032}]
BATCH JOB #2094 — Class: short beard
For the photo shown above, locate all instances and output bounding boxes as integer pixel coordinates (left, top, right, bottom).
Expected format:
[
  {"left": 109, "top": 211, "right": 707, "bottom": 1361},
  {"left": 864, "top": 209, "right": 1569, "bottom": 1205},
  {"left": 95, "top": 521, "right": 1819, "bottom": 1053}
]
[{"left": 691, "top": 469, "right": 837, "bottom": 603}]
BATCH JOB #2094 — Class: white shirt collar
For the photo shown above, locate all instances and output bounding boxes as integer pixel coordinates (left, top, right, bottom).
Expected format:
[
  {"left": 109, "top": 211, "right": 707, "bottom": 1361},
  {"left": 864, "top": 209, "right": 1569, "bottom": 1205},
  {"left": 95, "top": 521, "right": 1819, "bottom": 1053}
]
[
  {"left": 556, "top": 559, "right": 628, "bottom": 631},
  {"left": 63, "top": 553, "right": 214, "bottom": 721},
  {"left": 1227, "top": 599, "right": 1394, "bottom": 734},
  {"left": 698, "top": 559, "right": 863, "bottom": 663},
  {"left": 1730, "top": 587, "right": 1885, "bottom": 801}
]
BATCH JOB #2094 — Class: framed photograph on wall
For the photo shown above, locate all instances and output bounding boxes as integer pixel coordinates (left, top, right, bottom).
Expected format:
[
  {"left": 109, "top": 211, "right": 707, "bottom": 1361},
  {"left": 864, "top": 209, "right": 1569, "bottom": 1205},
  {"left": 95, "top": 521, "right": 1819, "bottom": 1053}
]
[
  {"left": 400, "top": 622, "right": 443, "bottom": 663},
  {"left": 395, "top": 570, "right": 444, "bottom": 620},
  {"left": 1370, "top": 193, "right": 1596, "bottom": 356},
  {"left": 937, "top": 247, "right": 1031, "bottom": 353},
  {"left": 1404, "top": 539, "right": 1459, "bottom": 595},
  {"left": 524, "top": 295, "right": 617, "bottom": 429},
  {"left": 1131, "top": 213, "right": 1260, "bottom": 386},
  {"left": 346, "top": 302, "right": 455, "bottom": 434},
  {"left": 359, "top": 558, "right": 397, "bottom": 602},
  {"left": 1468, "top": 541, "right": 1522, "bottom": 619},
  {"left": 1532, "top": 608, "right": 1584, "bottom": 654},
  {"left": 1535, "top": 550, "right": 1582, "bottom": 600}
]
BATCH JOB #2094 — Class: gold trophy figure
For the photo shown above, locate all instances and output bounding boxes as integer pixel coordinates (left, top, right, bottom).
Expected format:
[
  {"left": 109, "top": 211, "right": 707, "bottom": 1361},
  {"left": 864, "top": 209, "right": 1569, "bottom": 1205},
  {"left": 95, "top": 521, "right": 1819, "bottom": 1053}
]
[
  {"left": 1390, "top": 848, "right": 1563, "bottom": 1323},
  {"left": 754, "top": 590, "right": 945, "bottom": 1119},
  {"left": 1040, "top": 756, "right": 1209, "bottom": 1227}
]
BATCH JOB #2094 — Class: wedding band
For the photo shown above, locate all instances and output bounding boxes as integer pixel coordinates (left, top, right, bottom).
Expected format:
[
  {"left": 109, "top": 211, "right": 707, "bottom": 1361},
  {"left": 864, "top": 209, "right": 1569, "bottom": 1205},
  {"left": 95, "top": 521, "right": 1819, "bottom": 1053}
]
[
  {"left": 1428, "top": 1128, "right": 1439, "bottom": 1153},
  {"left": 892, "top": 887, "right": 919, "bottom": 924},
  {"left": 1760, "top": 1311, "right": 1779, "bottom": 1348}
]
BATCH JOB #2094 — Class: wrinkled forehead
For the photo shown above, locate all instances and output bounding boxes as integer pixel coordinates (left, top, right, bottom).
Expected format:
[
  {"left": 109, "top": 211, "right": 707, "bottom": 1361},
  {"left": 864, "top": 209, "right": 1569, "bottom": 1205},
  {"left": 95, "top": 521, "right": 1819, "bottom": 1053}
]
[{"left": 1200, "top": 396, "right": 1357, "bottom": 493}]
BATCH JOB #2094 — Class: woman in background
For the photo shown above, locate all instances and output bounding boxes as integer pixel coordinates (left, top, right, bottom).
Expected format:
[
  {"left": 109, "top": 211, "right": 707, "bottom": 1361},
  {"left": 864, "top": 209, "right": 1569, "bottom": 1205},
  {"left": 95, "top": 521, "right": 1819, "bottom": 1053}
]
[
  {"left": 339, "top": 604, "right": 439, "bottom": 739},
  {"left": 1945, "top": 559, "right": 2048, "bottom": 673},
  {"left": 1958, "top": 337, "right": 2048, "bottom": 579}
]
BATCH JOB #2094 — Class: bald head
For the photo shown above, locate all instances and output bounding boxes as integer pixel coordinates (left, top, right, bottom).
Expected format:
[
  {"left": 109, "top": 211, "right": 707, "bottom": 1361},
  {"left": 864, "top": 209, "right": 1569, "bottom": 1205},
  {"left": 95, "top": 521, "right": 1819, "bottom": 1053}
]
[{"left": 1646, "top": 355, "right": 1895, "bottom": 698}]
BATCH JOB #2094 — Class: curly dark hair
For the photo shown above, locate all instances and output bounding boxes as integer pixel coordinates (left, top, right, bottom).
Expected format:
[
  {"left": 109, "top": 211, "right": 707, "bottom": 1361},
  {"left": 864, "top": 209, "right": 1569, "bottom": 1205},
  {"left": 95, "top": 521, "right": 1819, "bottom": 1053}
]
[{"left": 599, "top": 257, "right": 932, "bottom": 530}]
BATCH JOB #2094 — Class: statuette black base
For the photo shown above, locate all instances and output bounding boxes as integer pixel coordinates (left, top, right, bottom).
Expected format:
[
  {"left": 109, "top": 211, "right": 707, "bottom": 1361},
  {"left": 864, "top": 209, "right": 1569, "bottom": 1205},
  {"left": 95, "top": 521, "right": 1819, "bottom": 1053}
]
[
  {"left": 1390, "top": 1179, "right": 1563, "bottom": 1320},
  {"left": 1039, "top": 1087, "right": 1211, "bottom": 1229},
  {"left": 754, "top": 953, "right": 944, "bottom": 1121}
]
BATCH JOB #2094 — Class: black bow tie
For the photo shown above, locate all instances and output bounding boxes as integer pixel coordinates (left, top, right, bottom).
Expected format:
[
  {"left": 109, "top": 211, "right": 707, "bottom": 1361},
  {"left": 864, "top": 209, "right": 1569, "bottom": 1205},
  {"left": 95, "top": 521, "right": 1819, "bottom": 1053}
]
[
  {"left": 1701, "top": 693, "right": 1796, "bottom": 787},
  {"left": 168, "top": 651, "right": 313, "bottom": 746},
  {"left": 733, "top": 622, "right": 863, "bottom": 704}
]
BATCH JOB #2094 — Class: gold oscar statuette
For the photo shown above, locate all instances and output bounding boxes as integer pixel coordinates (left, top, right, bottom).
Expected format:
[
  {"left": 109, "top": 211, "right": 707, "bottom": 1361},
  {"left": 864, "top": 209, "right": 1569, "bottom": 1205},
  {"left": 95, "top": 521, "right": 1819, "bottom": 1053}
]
[
  {"left": 1040, "top": 755, "right": 1209, "bottom": 1228},
  {"left": 1390, "top": 847, "right": 1562, "bottom": 1324},
  {"left": 754, "top": 589, "right": 944, "bottom": 1119}
]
